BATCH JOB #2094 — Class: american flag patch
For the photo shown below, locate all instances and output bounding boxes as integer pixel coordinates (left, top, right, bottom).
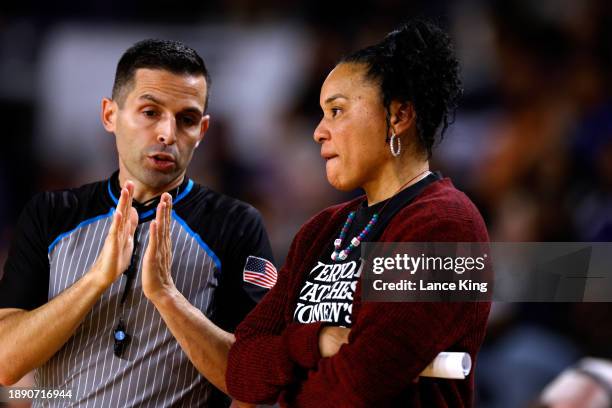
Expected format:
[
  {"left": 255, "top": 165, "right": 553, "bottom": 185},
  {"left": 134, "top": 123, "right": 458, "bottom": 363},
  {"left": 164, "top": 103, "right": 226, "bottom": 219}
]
[{"left": 243, "top": 256, "right": 278, "bottom": 289}]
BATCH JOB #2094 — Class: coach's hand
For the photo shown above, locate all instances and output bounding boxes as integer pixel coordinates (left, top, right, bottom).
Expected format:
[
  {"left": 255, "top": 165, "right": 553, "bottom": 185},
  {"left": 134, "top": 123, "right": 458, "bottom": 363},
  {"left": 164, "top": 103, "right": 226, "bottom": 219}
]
[
  {"left": 319, "top": 326, "right": 350, "bottom": 358},
  {"left": 142, "top": 193, "right": 176, "bottom": 301},
  {"left": 89, "top": 181, "right": 138, "bottom": 289}
]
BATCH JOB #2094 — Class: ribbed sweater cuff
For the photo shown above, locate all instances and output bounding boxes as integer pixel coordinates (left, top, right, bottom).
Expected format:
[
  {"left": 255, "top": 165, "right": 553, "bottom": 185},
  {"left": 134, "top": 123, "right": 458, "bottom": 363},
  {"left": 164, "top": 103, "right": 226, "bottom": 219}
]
[{"left": 284, "top": 322, "right": 324, "bottom": 369}]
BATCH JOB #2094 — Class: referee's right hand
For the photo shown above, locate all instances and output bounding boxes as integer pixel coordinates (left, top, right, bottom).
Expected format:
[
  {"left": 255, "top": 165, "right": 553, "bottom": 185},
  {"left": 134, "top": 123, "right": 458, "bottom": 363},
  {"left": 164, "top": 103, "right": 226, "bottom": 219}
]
[
  {"left": 0, "top": 181, "right": 139, "bottom": 386},
  {"left": 89, "top": 180, "right": 138, "bottom": 289}
]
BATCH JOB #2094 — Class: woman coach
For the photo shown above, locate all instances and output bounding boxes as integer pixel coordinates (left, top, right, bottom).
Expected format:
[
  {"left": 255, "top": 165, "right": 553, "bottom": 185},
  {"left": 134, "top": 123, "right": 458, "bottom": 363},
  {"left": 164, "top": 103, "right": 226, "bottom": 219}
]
[{"left": 225, "top": 19, "right": 491, "bottom": 407}]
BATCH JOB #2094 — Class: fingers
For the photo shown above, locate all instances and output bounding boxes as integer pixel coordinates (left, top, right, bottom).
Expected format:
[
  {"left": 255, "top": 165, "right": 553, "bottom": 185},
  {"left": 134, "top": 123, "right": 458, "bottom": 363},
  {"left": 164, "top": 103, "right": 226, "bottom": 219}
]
[
  {"left": 128, "top": 207, "right": 138, "bottom": 236},
  {"left": 160, "top": 203, "right": 166, "bottom": 248},
  {"left": 152, "top": 195, "right": 166, "bottom": 253},
  {"left": 117, "top": 187, "right": 128, "bottom": 221},
  {"left": 148, "top": 219, "right": 158, "bottom": 255},
  {"left": 109, "top": 209, "right": 122, "bottom": 237},
  {"left": 142, "top": 193, "right": 176, "bottom": 298},
  {"left": 147, "top": 194, "right": 171, "bottom": 248},
  {"left": 162, "top": 193, "right": 172, "bottom": 258},
  {"left": 165, "top": 194, "right": 173, "bottom": 268},
  {"left": 114, "top": 189, "right": 128, "bottom": 237},
  {"left": 147, "top": 193, "right": 174, "bottom": 259},
  {"left": 145, "top": 195, "right": 171, "bottom": 270},
  {"left": 123, "top": 180, "right": 134, "bottom": 214},
  {"left": 122, "top": 181, "right": 134, "bottom": 232},
  {"left": 115, "top": 181, "right": 135, "bottom": 237}
]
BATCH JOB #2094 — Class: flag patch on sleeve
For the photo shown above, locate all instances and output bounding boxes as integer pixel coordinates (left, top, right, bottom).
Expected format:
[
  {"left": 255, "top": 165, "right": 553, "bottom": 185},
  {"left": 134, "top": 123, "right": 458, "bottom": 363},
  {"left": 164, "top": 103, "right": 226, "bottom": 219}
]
[{"left": 243, "top": 256, "right": 278, "bottom": 289}]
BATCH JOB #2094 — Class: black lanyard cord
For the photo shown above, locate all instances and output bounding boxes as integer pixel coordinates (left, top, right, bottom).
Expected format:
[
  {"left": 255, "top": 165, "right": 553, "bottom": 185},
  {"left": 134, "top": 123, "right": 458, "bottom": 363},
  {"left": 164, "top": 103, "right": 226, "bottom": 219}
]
[
  {"left": 120, "top": 230, "right": 140, "bottom": 305},
  {"left": 114, "top": 226, "right": 140, "bottom": 358}
]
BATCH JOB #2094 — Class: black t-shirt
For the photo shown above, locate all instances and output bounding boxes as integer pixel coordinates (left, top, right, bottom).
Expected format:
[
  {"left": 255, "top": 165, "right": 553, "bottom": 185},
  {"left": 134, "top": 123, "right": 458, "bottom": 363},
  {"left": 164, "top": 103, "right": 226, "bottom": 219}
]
[{"left": 293, "top": 172, "right": 440, "bottom": 327}]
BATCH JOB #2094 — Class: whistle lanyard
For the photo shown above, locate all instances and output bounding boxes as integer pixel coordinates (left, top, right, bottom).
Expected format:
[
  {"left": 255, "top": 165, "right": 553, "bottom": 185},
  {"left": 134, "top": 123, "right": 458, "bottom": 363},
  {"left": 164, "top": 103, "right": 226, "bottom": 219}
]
[{"left": 113, "top": 226, "right": 140, "bottom": 358}]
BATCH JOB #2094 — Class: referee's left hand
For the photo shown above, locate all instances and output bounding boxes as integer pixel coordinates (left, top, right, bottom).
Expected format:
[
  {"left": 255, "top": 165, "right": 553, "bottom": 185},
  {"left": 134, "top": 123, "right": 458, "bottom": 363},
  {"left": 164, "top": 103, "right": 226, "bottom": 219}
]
[{"left": 142, "top": 193, "right": 176, "bottom": 301}]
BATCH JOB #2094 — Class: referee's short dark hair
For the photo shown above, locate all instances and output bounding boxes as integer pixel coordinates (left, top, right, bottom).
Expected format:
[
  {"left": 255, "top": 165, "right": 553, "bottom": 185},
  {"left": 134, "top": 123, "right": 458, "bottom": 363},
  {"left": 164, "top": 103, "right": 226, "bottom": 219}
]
[{"left": 112, "top": 39, "right": 211, "bottom": 111}]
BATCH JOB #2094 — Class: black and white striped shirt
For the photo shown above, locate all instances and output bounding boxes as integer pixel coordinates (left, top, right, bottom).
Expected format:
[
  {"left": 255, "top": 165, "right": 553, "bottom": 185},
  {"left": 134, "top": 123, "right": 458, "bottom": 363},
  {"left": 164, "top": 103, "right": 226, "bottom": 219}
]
[{"left": 0, "top": 172, "right": 274, "bottom": 407}]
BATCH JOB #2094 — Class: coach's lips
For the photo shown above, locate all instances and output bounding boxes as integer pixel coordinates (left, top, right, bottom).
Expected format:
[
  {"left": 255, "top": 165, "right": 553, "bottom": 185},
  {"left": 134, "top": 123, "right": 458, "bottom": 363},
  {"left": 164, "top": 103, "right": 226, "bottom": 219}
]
[{"left": 321, "top": 151, "right": 338, "bottom": 161}]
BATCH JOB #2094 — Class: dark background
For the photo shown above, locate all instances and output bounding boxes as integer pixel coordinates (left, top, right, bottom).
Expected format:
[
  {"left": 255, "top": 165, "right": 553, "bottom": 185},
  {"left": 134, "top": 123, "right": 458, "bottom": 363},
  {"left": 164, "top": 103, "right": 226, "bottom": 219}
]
[{"left": 1, "top": 0, "right": 611, "bottom": 406}]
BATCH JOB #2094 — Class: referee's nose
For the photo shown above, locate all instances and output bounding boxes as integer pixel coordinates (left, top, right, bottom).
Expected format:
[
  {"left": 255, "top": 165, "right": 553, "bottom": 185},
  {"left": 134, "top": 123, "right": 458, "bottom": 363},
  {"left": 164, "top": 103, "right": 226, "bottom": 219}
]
[{"left": 157, "top": 116, "right": 177, "bottom": 145}]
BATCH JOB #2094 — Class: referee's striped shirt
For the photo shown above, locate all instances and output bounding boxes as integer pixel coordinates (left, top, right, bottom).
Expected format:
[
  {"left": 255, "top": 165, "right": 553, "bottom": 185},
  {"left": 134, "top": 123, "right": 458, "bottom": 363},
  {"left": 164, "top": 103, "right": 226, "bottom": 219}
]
[{"left": 0, "top": 172, "right": 275, "bottom": 407}]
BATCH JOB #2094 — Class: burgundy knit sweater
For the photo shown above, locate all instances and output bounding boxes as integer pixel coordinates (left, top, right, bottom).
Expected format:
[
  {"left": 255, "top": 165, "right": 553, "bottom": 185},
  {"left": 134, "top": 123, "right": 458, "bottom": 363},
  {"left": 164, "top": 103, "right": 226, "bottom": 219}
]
[{"left": 226, "top": 178, "right": 491, "bottom": 407}]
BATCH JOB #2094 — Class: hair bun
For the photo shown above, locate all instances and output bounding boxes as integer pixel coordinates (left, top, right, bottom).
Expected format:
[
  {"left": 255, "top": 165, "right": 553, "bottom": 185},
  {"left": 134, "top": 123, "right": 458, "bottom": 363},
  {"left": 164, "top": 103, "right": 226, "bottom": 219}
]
[
  {"left": 383, "top": 20, "right": 436, "bottom": 60},
  {"left": 340, "top": 19, "right": 462, "bottom": 158}
]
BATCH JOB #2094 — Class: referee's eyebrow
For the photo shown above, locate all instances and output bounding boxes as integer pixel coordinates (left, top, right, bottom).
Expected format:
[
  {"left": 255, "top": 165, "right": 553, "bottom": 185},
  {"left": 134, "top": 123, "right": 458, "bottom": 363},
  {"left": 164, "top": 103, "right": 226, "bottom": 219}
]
[
  {"left": 139, "top": 94, "right": 163, "bottom": 105},
  {"left": 139, "top": 93, "right": 204, "bottom": 117}
]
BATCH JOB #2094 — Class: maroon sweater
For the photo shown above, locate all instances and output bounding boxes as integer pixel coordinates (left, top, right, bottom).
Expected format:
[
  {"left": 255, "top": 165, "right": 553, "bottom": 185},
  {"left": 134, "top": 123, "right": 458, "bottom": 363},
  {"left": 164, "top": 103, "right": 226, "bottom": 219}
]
[{"left": 226, "top": 178, "right": 491, "bottom": 407}]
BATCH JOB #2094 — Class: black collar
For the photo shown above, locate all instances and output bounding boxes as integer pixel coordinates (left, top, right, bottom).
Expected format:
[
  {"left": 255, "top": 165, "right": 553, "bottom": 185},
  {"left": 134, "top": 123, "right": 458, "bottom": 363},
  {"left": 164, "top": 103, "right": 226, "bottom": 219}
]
[
  {"left": 358, "top": 171, "right": 441, "bottom": 215},
  {"left": 355, "top": 171, "right": 441, "bottom": 240},
  {"left": 107, "top": 171, "right": 194, "bottom": 221}
]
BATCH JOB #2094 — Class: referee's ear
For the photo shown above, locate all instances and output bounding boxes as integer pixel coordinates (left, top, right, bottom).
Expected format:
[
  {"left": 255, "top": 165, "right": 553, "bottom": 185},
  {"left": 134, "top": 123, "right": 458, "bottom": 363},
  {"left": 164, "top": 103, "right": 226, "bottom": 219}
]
[
  {"left": 101, "top": 97, "right": 117, "bottom": 133},
  {"left": 196, "top": 114, "right": 210, "bottom": 147}
]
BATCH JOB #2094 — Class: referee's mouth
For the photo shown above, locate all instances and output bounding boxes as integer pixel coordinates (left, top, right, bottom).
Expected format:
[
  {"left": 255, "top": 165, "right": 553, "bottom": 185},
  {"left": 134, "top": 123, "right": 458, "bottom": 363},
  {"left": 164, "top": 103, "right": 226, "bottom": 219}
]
[{"left": 148, "top": 153, "right": 176, "bottom": 171}]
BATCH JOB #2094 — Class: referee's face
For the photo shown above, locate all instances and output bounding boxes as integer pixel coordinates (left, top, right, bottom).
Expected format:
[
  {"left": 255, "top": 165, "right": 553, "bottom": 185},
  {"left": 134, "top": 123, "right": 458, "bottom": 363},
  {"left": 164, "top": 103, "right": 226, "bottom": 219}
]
[{"left": 102, "top": 68, "right": 209, "bottom": 196}]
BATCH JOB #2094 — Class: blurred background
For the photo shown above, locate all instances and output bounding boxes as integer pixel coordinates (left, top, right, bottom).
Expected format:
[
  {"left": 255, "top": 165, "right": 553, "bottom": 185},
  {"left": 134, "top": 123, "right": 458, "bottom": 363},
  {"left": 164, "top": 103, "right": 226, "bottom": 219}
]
[{"left": 1, "top": 0, "right": 612, "bottom": 406}]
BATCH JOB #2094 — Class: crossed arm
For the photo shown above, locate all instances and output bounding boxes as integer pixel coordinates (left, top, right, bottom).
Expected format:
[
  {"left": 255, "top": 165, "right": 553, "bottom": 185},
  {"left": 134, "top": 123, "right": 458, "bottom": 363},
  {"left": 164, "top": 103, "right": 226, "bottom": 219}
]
[{"left": 225, "top": 217, "right": 489, "bottom": 406}]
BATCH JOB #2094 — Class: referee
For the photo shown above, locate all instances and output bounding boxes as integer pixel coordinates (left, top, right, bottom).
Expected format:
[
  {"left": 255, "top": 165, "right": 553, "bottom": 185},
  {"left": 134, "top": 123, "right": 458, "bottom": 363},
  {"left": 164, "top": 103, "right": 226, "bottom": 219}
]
[{"left": 0, "top": 39, "right": 275, "bottom": 407}]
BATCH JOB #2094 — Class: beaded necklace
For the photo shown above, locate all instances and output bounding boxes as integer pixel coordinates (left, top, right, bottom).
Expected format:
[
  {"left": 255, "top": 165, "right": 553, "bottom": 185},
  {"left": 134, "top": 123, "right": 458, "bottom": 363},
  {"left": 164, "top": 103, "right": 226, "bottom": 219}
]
[{"left": 330, "top": 169, "right": 432, "bottom": 261}]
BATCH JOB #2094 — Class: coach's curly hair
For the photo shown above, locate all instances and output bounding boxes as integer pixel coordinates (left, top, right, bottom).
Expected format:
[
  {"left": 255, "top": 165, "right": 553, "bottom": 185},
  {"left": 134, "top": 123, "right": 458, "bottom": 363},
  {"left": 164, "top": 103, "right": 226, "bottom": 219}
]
[{"left": 341, "top": 19, "right": 462, "bottom": 158}]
